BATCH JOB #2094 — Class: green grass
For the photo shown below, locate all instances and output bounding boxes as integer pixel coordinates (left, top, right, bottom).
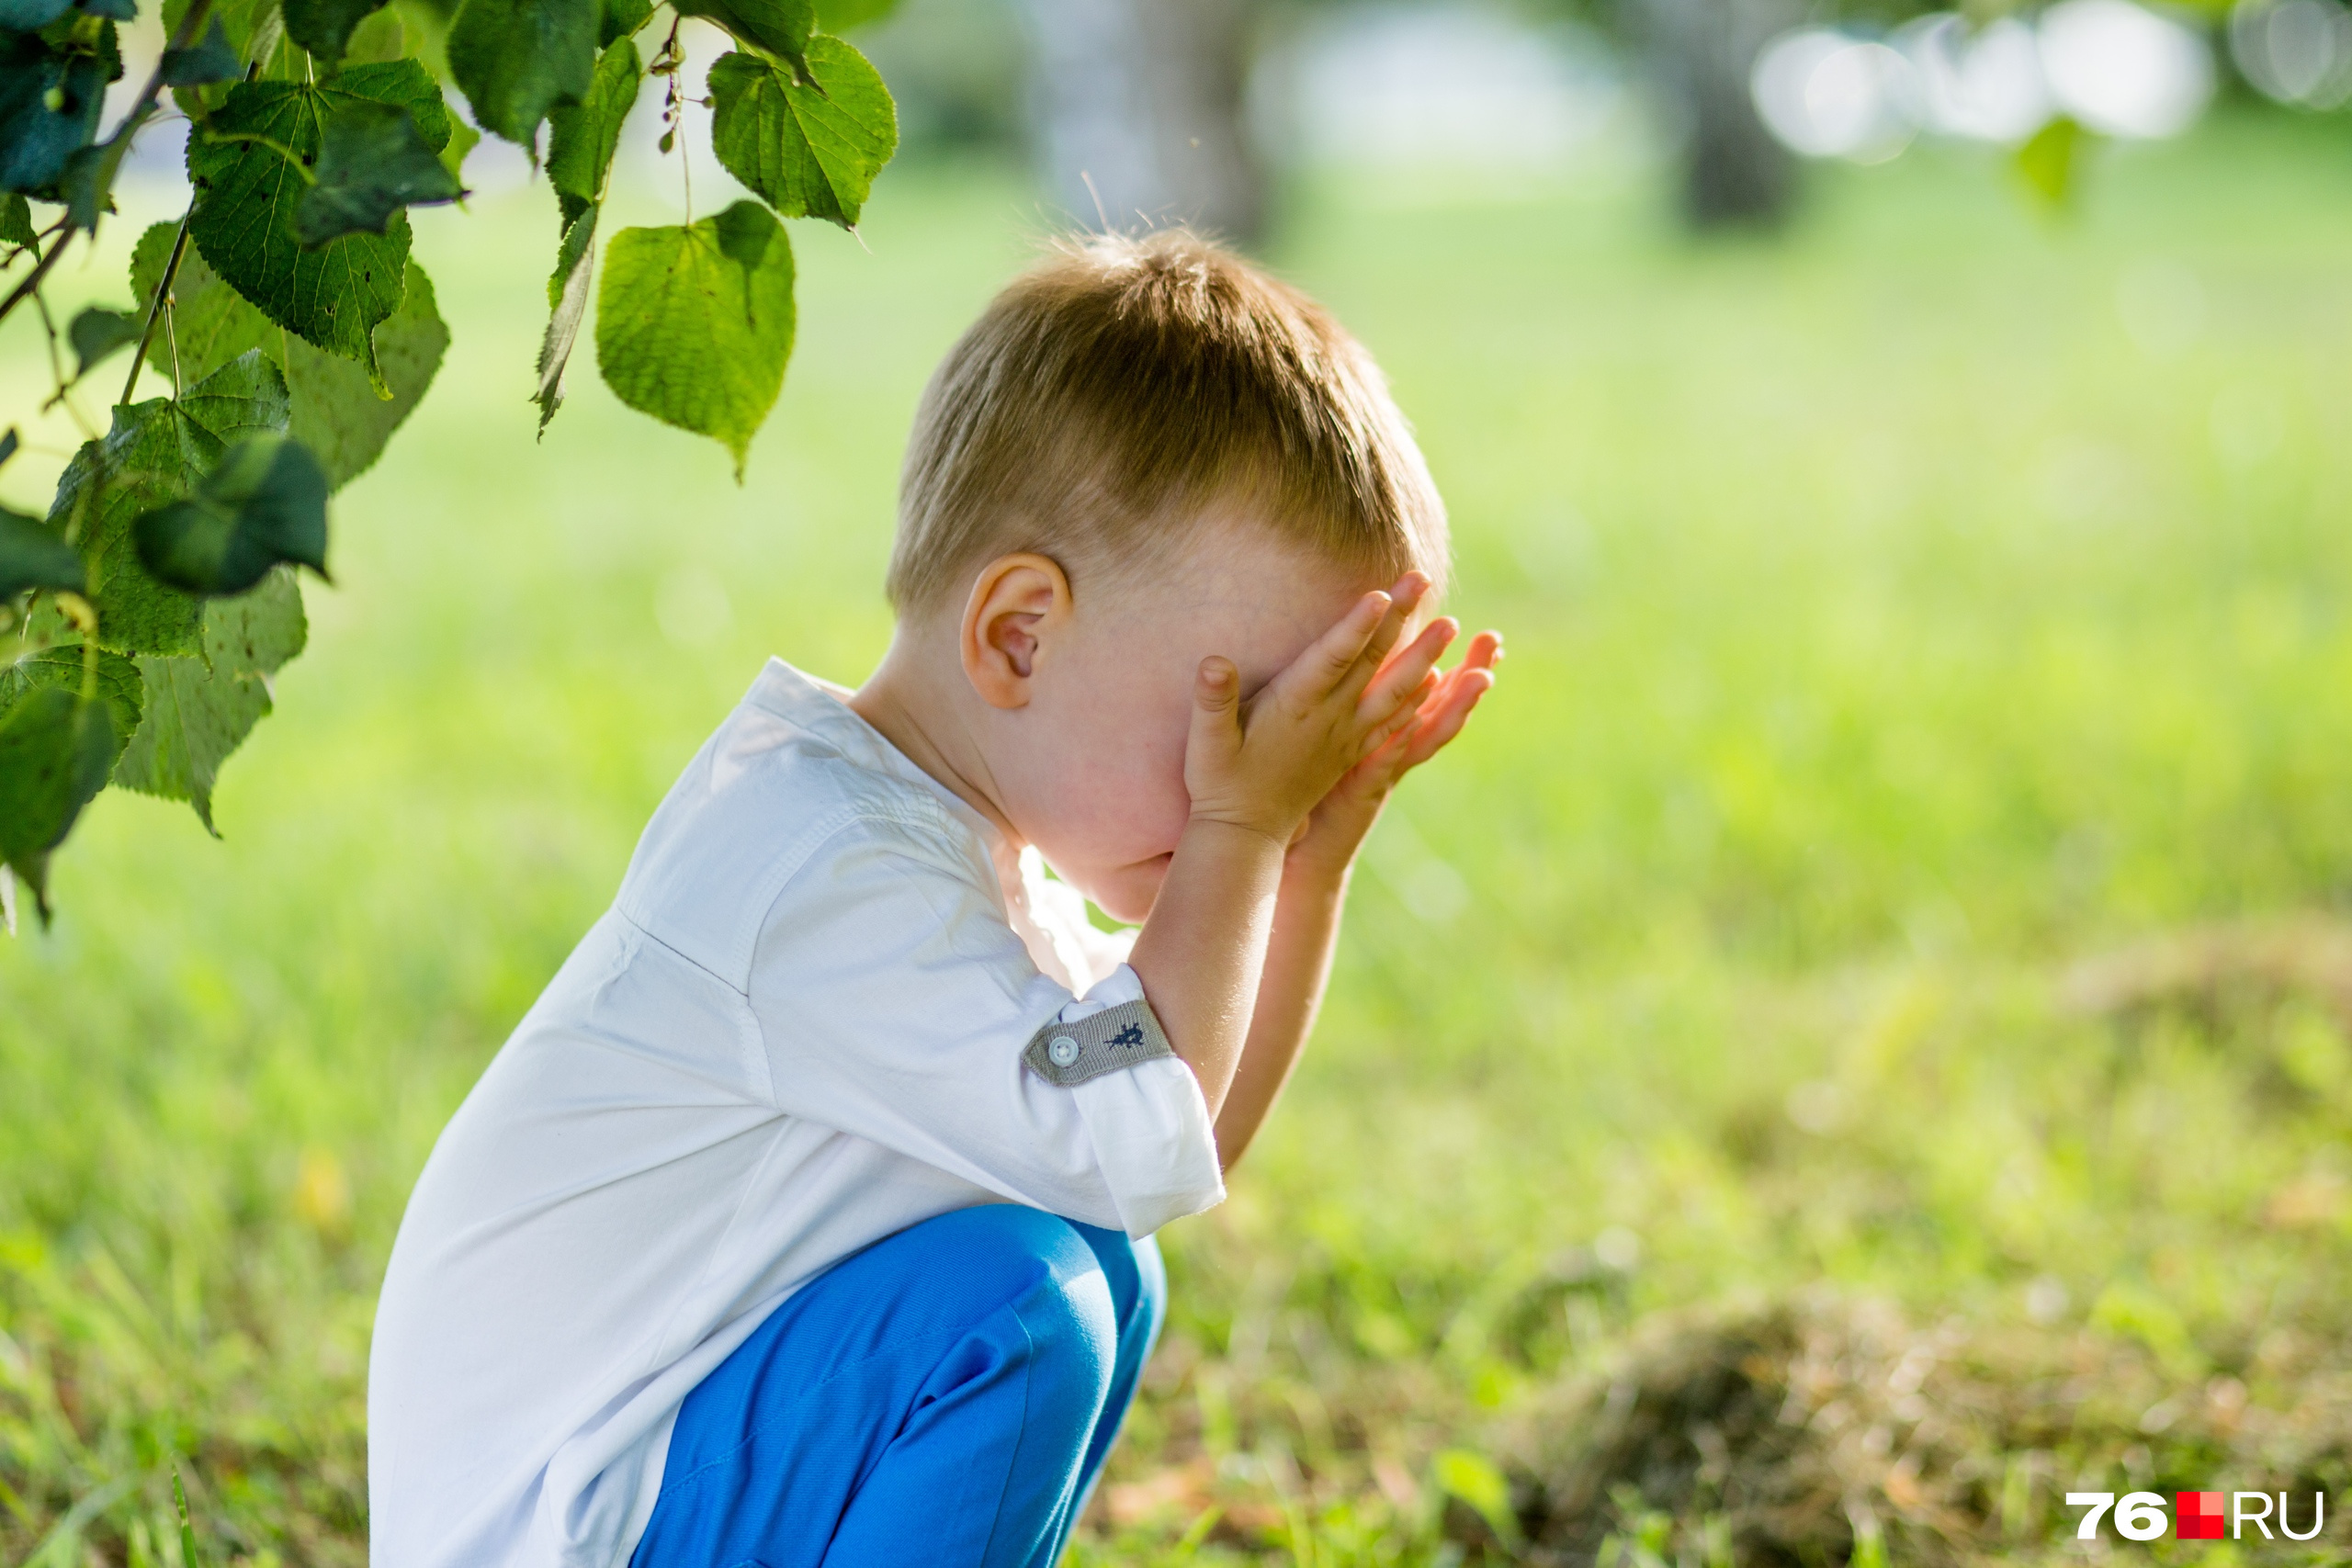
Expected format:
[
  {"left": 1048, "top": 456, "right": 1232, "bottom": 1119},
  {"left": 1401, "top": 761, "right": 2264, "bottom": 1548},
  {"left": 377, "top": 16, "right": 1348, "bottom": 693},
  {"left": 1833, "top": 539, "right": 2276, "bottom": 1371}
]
[{"left": 6, "top": 112, "right": 2352, "bottom": 1565}]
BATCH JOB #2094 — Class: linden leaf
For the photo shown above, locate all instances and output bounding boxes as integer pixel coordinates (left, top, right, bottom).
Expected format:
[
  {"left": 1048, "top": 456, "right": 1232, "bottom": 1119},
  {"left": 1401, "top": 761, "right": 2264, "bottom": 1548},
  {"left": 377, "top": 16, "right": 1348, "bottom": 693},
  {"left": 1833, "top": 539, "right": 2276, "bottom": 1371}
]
[
  {"left": 49, "top": 351, "right": 291, "bottom": 658},
  {"left": 280, "top": 0, "right": 388, "bottom": 68},
  {"left": 164, "top": 0, "right": 284, "bottom": 115},
  {"left": 283, "top": 264, "right": 446, "bottom": 486},
  {"left": 548, "top": 37, "right": 638, "bottom": 231},
  {"left": 0, "top": 682, "right": 118, "bottom": 921},
  {"left": 0, "top": 191, "right": 35, "bottom": 249},
  {"left": 294, "top": 98, "right": 466, "bottom": 247},
  {"left": 114, "top": 570, "right": 306, "bottom": 832},
  {"left": 596, "top": 200, "right": 795, "bottom": 479},
  {"left": 672, "top": 0, "right": 809, "bottom": 73},
  {"left": 447, "top": 0, "right": 596, "bottom": 146},
  {"left": 0, "top": 29, "right": 108, "bottom": 195},
  {"left": 67, "top": 304, "right": 140, "bottom": 379},
  {"left": 438, "top": 112, "right": 480, "bottom": 182},
  {"left": 0, "top": 644, "right": 145, "bottom": 765},
  {"left": 537, "top": 204, "right": 596, "bottom": 431},
  {"left": 130, "top": 220, "right": 274, "bottom": 383},
  {"left": 1, "top": 505, "right": 85, "bottom": 598},
  {"left": 814, "top": 0, "right": 896, "bottom": 28},
  {"left": 130, "top": 222, "right": 448, "bottom": 490},
  {"left": 0, "top": 0, "right": 74, "bottom": 28},
  {"left": 708, "top": 39, "right": 895, "bottom": 230},
  {"left": 186, "top": 62, "right": 447, "bottom": 384},
  {"left": 598, "top": 0, "right": 649, "bottom": 46},
  {"left": 134, "top": 433, "right": 329, "bottom": 596},
  {"left": 160, "top": 15, "right": 239, "bottom": 84},
  {"left": 341, "top": 6, "right": 407, "bottom": 62}
]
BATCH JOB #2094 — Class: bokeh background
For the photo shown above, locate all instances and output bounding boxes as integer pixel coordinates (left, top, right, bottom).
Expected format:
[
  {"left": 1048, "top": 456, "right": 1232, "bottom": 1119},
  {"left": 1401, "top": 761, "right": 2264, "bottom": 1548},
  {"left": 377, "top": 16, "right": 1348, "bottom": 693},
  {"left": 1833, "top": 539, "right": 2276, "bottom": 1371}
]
[{"left": 6, "top": 1, "right": 2352, "bottom": 1562}]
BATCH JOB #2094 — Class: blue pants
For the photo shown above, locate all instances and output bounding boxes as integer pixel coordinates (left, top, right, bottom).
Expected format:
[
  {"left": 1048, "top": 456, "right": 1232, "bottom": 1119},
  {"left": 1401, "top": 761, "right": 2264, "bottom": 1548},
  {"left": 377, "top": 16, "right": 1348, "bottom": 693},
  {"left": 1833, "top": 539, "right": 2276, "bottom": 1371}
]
[{"left": 630, "top": 1205, "right": 1167, "bottom": 1568}]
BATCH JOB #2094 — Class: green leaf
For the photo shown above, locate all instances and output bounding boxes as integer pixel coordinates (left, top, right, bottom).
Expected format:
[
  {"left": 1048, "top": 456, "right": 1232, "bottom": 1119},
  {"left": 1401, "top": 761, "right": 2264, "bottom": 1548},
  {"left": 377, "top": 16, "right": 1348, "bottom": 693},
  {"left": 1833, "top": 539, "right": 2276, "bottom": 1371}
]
[
  {"left": 596, "top": 200, "right": 794, "bottom": 479},
  {"left": 0, "top": 29, "right": 107, "bottom": 195},
  {"left": 115, "top": 569, "right": 304, "bottom": 831},
  {"left": 67, "top": 304, "right": 140, "bottom": 379},
  {"left": 295, "top": 98, "right": 466, "bottom": 247},
  {"left": 597, "top": 0, "right": 649, "bottom": 46},
  {"left": 187, "top": 62, "right": 446, "bottom": 385},
  {"left": 130, "top": 220, "right": 275, "bottom": 384},
  {"left": 2017, "top": 116, "right": 2094, "bottom": 211},
  {"left": 547, "top": 36, "right": 638, "bottom": 231},
  {"left": 1, "top": 506, "right": 85, "bottom": 598},
  {"left": 281, "top": 0, "right": 389, "bottom": 67},
  {"left": 813, "top": 0, "right": 896, "bottom": 30},
  {"left": 161, "top": 16, "right": 241, "bottom": 84},
  {"left": 672, "top": 0, "right": 810, "bottom": 72},
  {"left": 0, "top": 191, "right": 34, "bottom": 249},
  {"left": 537, "top": 203, "right": 595, "bottom": 430},
  {"left": 135, "top": 433, "right": 329, "bottom": 595},
  {"left": 447, "top": 0, "right": 595, "bottom": 145},
  {"left": 438, "top": 113, "right": 480, "bottom": 182},
  {"left": 0, "top": 0, "right": 74, "bottom": 31},
  {"left": 707, "top": 37, "right": 894, "bottom": 229},
  {"left": 0, "top": 682, "right": 118, "bottom": 919},
  {"left": 285, "top": 262, "right": 445, "bottom": 486},
  {"left": 0, "top": 642, "right": 144, "bottom": 758},
  {"left": 49, "top": 351, "right": 292, "bottom": 658},
  {"left": 130, "top": 222, "right": 447, "bottom": 489},
  {"left": 340, "top": 6, "right": 406, "bottom": 61},
  {"left": 165, "top": 0, "right": 283, "bottom": 114}
]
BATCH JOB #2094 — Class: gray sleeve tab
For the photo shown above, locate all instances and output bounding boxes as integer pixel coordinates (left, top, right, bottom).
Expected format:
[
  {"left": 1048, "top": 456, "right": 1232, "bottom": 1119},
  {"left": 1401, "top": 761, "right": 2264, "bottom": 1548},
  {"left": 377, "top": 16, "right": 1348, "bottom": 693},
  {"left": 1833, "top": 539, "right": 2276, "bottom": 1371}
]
[{"left": 1023, "top": 998, "right": 1177, "bottom": 1087}]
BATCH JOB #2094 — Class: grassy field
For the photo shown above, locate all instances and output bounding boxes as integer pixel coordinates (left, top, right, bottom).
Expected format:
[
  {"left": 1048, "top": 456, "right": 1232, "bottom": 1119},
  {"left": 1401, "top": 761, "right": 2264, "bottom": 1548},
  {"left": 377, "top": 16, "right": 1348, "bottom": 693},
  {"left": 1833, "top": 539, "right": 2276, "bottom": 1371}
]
[{"left": 6, "top": 107, "right": 2352, "bottom": 1566}]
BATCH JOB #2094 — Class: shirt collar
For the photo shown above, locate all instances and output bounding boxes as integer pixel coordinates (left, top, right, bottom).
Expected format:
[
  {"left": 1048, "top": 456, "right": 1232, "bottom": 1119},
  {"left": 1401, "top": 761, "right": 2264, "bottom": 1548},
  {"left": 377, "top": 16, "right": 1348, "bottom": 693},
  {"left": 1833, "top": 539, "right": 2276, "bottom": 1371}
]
[{"left": 741, "top": 657, "right": 1038, "bottom": 905}]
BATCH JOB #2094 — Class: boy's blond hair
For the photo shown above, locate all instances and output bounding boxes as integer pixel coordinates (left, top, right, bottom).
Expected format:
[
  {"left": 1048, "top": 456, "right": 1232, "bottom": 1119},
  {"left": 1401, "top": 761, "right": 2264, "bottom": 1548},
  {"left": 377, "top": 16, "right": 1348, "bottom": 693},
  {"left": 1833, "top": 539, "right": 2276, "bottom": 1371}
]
[{"left": 888, "top": 229, "right": 1449, "bottom": 615}]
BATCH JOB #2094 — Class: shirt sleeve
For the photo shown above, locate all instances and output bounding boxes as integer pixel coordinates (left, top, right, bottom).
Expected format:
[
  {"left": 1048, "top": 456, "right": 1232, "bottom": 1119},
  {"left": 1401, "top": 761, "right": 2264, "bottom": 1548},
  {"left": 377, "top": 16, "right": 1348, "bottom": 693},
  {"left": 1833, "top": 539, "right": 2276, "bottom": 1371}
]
[{"left": 746, "top": 817, "right": 1225, "bottom": 1238}]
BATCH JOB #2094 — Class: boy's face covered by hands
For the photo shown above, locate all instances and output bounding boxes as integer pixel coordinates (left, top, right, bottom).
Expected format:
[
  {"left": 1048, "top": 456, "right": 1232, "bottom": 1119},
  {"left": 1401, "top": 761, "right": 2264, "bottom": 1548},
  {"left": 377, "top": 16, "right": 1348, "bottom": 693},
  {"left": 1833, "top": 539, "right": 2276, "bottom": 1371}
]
[{"left": 960, "top": 511, "right": 1497, "bottom": 922}]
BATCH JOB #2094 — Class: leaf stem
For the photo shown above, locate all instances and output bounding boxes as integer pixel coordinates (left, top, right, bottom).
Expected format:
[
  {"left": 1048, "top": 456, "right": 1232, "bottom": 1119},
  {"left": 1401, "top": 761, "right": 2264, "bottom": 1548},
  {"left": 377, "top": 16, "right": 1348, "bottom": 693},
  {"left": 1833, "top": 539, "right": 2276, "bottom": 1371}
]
[{"left": 122, "top": 209, "right": 195, "bottom": 407}]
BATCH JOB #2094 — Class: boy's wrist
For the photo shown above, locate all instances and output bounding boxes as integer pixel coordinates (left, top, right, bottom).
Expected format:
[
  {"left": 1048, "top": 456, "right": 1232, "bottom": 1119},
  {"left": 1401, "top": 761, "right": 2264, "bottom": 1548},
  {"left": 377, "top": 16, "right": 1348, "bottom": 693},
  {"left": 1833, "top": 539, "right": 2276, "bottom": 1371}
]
[{"left": 1184, "top": 805, "right": 1302, "bottom": 852}]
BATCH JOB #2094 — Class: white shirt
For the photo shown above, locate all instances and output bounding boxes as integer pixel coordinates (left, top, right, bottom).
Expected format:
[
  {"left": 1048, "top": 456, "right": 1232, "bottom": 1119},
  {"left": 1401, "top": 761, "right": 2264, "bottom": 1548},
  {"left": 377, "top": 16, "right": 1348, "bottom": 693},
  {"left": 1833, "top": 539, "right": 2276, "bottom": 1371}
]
[{"left": 368, "top": 660, "right": 1227, "bottom": 1568}]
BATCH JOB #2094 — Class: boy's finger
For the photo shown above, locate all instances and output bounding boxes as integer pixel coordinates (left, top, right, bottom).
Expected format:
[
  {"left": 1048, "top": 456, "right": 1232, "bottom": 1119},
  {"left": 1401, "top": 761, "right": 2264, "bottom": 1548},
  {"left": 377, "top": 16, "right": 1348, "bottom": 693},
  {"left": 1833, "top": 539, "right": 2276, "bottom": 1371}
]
[
  {"left": 1295, "top": 591, "right": 1394, "bottom": 695},
  {"left": 1340, "top": 573, "right": 1429, "bottom": 698},
  {"left": 1188, "top": 655, "right": 1243, "bottom": 750},
  {"left": 1402, "top": 667, "right": 1493, "bottom": 766},
  {"left": 1360, "top": 616, "right": 1456, "bottom": 722},
  {"left": 1356, "top": 670, "right": 1437, "bottom": 759}
]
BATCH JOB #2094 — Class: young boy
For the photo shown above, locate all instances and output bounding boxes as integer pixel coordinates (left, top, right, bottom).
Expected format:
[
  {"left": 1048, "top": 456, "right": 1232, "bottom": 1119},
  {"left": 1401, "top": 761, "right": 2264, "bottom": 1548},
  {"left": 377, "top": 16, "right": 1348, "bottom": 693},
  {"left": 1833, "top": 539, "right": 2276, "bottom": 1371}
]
[{"left": 368, "top": 229, "right": 1499, "bottom": 1568}]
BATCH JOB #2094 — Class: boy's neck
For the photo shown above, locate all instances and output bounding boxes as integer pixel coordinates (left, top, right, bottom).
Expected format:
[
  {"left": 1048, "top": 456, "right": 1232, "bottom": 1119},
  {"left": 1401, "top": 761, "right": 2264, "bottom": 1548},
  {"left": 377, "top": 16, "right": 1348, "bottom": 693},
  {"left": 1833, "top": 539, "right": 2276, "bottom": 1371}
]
[{"left": 847, "top": 632, "right": 1025, "bottom": 850}]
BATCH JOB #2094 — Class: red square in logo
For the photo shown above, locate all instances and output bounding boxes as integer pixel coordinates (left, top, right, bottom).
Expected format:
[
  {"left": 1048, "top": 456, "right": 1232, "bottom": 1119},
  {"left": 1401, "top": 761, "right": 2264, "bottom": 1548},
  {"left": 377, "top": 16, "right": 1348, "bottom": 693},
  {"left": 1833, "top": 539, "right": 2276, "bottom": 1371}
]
[{"left": 2177, "top": 1491, "right": 2225, "bottom": 1540}]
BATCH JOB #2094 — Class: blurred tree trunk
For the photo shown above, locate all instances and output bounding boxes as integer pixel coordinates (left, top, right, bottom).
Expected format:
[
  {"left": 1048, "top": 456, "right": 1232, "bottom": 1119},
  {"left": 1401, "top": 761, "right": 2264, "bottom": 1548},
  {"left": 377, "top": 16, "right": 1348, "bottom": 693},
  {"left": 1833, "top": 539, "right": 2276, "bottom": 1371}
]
[
  {"left": 1016, "top": 0, "right": 1266, "bottom": 243},
  {"left": 1631, "top": 0, "right": 1796, "bottom": 228}
]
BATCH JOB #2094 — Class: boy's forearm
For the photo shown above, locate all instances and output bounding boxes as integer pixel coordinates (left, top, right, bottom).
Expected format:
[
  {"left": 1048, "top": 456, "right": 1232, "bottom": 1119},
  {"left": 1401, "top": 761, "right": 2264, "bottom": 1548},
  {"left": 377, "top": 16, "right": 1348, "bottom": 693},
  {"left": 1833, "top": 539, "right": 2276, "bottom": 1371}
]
[
  {"left": 1126, "top": 818, "right": 1289, "bottom": 1119},
  {"left": 1213, "top": 860, "right": 1348, "bottom": 1168}
]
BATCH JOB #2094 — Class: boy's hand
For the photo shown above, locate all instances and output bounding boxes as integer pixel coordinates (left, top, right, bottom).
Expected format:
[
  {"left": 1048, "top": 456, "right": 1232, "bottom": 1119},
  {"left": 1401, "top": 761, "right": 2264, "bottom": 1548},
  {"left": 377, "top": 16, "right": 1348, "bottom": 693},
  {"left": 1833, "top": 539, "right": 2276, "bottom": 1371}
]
[
  {"left": 1284, "top": 615, "right": 1500, "bottom": 883},
  {"left": 1182, "top": 573, "right": 1450, "bottom": 845}
]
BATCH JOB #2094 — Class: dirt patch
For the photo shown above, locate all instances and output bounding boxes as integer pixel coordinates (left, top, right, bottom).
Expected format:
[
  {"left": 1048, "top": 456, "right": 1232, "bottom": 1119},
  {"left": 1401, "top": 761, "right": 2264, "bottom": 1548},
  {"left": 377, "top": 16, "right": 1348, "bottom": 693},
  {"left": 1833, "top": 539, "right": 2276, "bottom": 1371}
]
[{"left": 1496, "top": 1292, "right": 2350, "bottom": 1565}]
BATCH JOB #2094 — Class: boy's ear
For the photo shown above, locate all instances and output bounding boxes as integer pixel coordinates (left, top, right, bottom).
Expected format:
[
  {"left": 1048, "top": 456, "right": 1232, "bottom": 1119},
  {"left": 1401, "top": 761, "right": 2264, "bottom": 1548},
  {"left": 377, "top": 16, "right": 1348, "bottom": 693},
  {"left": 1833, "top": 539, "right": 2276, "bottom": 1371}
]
[{"left": 960, "top": 553, "right": 1072, "bottom": 710}]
